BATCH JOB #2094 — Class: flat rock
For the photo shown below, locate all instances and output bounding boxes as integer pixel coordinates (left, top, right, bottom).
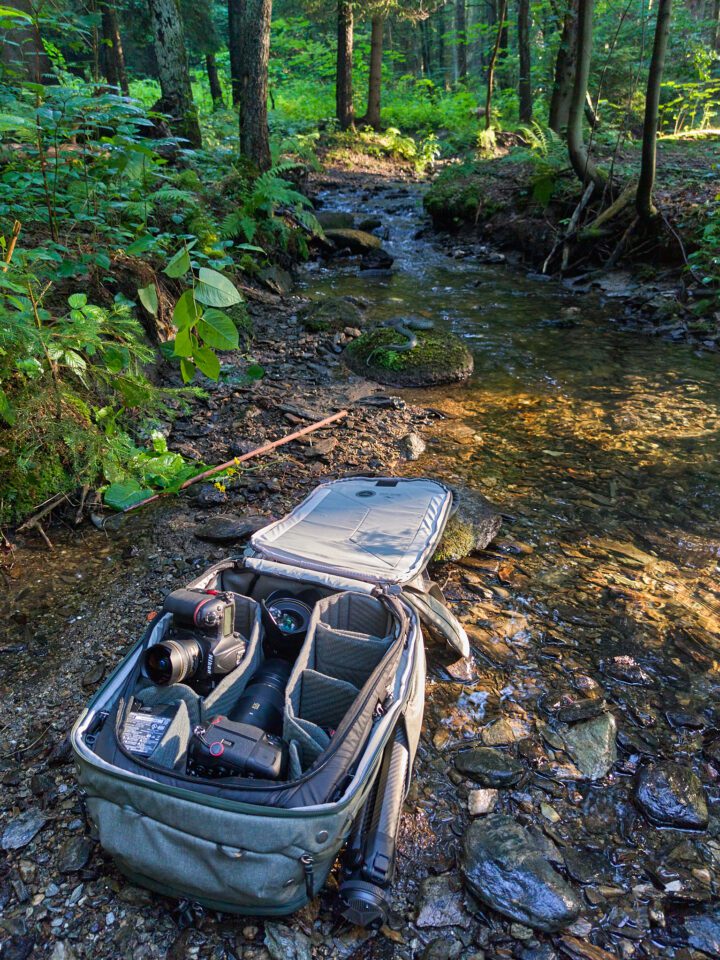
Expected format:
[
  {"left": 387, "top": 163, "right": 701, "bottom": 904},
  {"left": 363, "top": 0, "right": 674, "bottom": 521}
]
[
  {"left": 264, "top": 922, "right": 312, "bottom": 960},
  {"left": 1, "top": 810, "right": 47, "bottom": 851},
  {"left": 324, "top": 228, "right": 381, "bottom": 254},
  {"left": 416, "top": 875, "right": 470, "bottom": 928},
  {"left": 482, "top": 716, "right": 531, "bottom": 746},
  {"left": 455, "top": 746, "right": 524, "bottom": 787},
  {"left": 685, "top": 907, "right": 720, "bottom": 957},
  {"left": 561, "top": 713, "right": 617, "bottom": 780},
  {"left": 435, "top": 485, "right": 502, "bottom": 562},
  {"left": 58, "top": 835, "right": 95, "bottom": 873},
  {"left": 194, "top": 514, "right": 267, "bottom": 543},
  {"left": 461, "top": 815, "right": 581, "bottom": 932},
  {"left": 299, "top": 296, "right": 365, "bottom": 333},
  {"left": 634, "top": 762, "right": 708, "bottom": 829}
]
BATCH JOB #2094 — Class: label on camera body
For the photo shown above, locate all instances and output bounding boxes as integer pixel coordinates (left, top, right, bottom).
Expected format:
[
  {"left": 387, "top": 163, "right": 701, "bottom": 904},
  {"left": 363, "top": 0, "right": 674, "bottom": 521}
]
[{"left": 122, "top": 704, "right": 174, "bottom": 757}]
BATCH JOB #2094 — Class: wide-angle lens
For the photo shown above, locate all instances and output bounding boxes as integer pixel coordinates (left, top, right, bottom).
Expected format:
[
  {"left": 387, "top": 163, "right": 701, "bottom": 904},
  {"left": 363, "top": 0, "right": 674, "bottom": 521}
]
[{"left": 142, "top": 638, "right": 200, "bottom": 686}]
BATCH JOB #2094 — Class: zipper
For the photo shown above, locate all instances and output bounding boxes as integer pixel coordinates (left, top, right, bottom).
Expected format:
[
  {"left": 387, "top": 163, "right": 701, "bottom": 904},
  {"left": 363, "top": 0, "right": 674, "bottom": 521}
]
[{"left": 300, "top": 854, "right": 314, "bottom": 898}]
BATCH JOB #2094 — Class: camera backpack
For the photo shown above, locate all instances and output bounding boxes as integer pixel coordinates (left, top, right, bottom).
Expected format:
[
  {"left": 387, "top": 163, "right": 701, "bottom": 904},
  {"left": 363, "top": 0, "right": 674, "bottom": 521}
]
[{"left": 71, "top": 477, "right": 468, "bottom": 921}]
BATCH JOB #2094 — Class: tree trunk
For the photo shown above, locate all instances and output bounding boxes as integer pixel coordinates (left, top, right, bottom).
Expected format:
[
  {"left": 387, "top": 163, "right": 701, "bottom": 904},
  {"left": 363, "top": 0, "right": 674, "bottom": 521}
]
[
  {"left": 228, "top": 0, "right": 243, "bottom": 106},
  {"left": 336, "top": 1, "right": 354, "bottom": 129},
  {"left": 485, "top": 0, "right": 508, "bottom": 128},
  {"left": 0, "top": 0, "right": 52, "bottom": 83},
  {"left": 206, "top": 52, "right": 224, "bottom": 109},
  {"left": 636, "top": 0, "right": 672, "bottom": 220},
  {"left": 466, "top": 0, "right": 484, "bottom": 75},
  {"left": 455, "top": 0, "right": 468, "bottom": 81},
  {"left": 712, "top": 0, "right": 719, "bottom": 51},
  {"left": 549, "top": 2, "right": 577, "bottom": 132},
  {"left": 420, "top": 17, "right": 432, "bottom": 76},
  {"left": 362, "top": 15, "right": 384, "bottom": 129},
  {"left": 238, "top": 0, "right": 272, "bottom": 169},
  {"left": 101, "top": 4, "right": 129, "bottom": 95},
  {"left": 518, "top": 0, "right": 532, "bottom": 121},
  {"left": 147, "top": 0, "right": 202, "bottom": 147},
  {"left": 566, "top": 0, "right": 604, "bottom": 187}
]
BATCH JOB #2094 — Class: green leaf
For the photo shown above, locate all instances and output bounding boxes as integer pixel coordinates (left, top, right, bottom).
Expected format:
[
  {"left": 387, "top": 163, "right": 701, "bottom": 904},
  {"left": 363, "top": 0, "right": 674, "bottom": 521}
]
[
  {"left": 126, "top": 234, "right": 155, "bottom": 255},
  {"left": 180, "top": 358, "right": 196, "bottom": 383},
  {"left": 194, "top": 267, "right": 243, "bottom": 307},
  {"left": 197, "top": 309, "right": 239, "bottom": 350},
  {"left": 246, "top": 362, "right": 265, "bottom": 380},
  {"left": 236, "top": 243, "right": 266, "bottom": 253},
  {"left": 138, "top": 282, "right": 158, "bottom": 315},
  {"left": 0, "top": 386, "right": 15, "bottom": 425},
  {"left": 104, "top": 480, "right": 153, "bottom": 511},
  {"left": 194, "top": 345, "right": 221, "bottom": 380},
  {"left": 173, "top": 289, "right": 200, "bottom": 329},
  {"left": 68, "top": 292, "right": 87, "bottom": 309},
  {"left": 173, "top": 326, "right": 195, "bottom": 358},
  {"left": 103, "top": 345, "right": 129, "bottom": 373},
  {"left": 163, "top": 240, "right": 196, "bottom": 278}
]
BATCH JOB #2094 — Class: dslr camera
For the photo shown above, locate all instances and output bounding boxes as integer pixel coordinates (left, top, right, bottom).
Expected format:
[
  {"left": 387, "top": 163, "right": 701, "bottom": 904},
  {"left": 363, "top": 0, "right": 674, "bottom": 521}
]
[{"left": 142, "top": 589, "right": 246, "bottom": 695}]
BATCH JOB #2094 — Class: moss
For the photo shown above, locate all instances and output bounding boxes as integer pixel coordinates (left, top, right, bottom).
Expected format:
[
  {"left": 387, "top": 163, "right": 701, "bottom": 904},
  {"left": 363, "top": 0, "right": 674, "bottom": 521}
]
[
  {"left": 433, "top": 515, "right": 477, "bottom": 563},
  {"left": 424, "top": 158, "right": 515, "bottom": 229},
  {"left": 300, "top": 297, "right": 365, "bottom": 333},
  {"left": 345, "top": 327, "right": 473, "bottom": 387}
]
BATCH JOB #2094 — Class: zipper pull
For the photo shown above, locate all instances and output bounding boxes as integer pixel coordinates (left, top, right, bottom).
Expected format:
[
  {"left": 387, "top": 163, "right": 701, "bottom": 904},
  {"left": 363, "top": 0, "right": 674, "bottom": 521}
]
[{"left": 300, "top": 853, "right": 314, "bottom": 898}]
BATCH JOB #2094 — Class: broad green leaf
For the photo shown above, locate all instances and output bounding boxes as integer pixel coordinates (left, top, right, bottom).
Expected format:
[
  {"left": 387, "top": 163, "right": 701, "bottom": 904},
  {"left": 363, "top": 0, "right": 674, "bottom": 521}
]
[
  {"left": 138, "top": 282, "right": 158, "bottom": 315},
  {"left": 180, "top": 358, "right": 196, "bottom": 383},
  {"left": 103, "top": 345, "right": 129, "bottom": 373},
  {"left": 68, "top": 292, "right": 87, "bottom": 309},
  {"left": 236, "top": 243, "right": 266, "bottom": 253},
  {"left": 0, "top": 386, "right": 15, "bottom": 425},
  {"left": 126, "top": 234, "right": 155, "bottom": 255},
  {"left": 173, "top": 326, "right": 195, "bottom": 358},
  {"left": 194, "top": 345, "right": 221, "bottom": 380},
  {"left": 198, "top": 309, "right": 239, "bottom": 350},
  {"left": 164, "top": 239, "right": 196, "bottom": 278},
  {"left": 104, "top": 481, "right": 152, "bottom": 511},
  {"left": 173, "top": 289, "right": 200, "bottom": 329},
  {"left": 194, "top": 267, "right": 243, "bottom": 308},
  {"left": 0, "top": 6, "right": 32, "bottom": 20}
]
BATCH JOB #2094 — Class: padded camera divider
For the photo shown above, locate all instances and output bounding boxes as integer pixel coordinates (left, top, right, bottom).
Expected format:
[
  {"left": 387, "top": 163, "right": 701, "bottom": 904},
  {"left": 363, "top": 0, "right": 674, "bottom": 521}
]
[
  {"left": 297, "top": 669, "right": 359, "bottom": 729},
  {"left": 316, "top": 592, "right": 394, "bottom": 637},
  {"left": 136, "top": 683, "right": 202, "bottom": 729},
  {"left": 284, "top": 715, "right": 330, "bottom": 770},
  {"left": 287, "top": 739, "right": 304, "bottom": 781},
  {"left": 313, "top": 624, "right": 392, "bottom": 687},
  {"left": 151, "top": 701, "right": 193, "bottom": 771},
  {"left": 202, "top": 595, "right": 263, "bottom": 720}
]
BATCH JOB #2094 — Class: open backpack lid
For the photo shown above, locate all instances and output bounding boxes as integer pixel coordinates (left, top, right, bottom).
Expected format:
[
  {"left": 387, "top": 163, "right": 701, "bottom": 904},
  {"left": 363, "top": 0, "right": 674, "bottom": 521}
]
[{"left": 249, "top": 476, "right": 453, "bottom": 586}]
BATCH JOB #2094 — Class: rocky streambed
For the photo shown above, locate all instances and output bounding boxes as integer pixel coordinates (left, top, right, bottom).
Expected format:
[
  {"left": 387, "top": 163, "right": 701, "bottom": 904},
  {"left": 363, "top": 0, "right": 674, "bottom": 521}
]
[{"left": 2, "top": 164, "right": 720, "bottom": 960}]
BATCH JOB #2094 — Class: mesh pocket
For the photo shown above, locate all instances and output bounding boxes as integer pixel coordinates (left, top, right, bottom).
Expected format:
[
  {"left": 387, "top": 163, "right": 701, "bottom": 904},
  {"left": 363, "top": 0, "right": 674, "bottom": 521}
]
[{"left": 314, "top": 624, "right": 391, "bottom": 686}]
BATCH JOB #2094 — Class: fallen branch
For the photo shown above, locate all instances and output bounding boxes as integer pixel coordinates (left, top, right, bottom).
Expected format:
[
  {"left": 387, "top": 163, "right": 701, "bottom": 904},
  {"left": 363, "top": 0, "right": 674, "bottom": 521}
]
[
  {"left": 123, "top": 409, "right": 349, "bottom": 514},
  {"left": 17, "top": 492, "right": 69, "bottom": 534},
  {"left": 543, "top": 181, "right": 595, "bottom": 274}
]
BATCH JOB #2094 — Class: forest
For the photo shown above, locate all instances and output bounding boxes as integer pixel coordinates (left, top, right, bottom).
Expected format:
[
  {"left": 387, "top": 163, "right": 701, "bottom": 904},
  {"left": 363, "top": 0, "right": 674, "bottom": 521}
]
[{"left": 1, "top": 2, "right": 720, "bottom": 959}]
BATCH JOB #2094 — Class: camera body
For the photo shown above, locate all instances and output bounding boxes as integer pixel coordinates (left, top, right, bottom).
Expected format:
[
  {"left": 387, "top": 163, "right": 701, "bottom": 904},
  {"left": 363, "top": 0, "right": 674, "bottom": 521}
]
[
  {"left": 187, "top": 717, "right": 288, "bottom": 780},
  {"left": 142, "top": 589, "right": 246, "bottom": 695}
]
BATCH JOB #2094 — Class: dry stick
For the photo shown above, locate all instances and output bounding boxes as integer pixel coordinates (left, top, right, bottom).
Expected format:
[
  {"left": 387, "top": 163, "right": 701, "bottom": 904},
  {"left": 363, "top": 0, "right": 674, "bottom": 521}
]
[
  {"left": 2, "top": 221, "right": 21, "bottom": 271},
  {"left": 123, "top": 409, "right": 350, "bottom": 514},
  {"left": 543, "top": 181, "right": 595, "bottom": 274},
  {"left": 17, "top": 492, "right": 69, "bottom": 533}
]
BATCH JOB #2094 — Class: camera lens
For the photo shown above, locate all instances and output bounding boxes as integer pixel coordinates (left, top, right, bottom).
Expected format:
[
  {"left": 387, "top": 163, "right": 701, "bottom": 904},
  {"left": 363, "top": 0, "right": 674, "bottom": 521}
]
[
  {"left": 227, "top": 658, "right": 292, "bottom": 735},
  {"left": 142, "top": 638, "right": 201, "bottom": 686}
]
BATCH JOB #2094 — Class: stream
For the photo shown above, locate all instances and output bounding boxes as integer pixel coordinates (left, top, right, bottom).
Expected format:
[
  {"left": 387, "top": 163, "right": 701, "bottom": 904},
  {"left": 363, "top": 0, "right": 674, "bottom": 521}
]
[{"left": 2, "top": 169, "right": 720, "bottom": 958}]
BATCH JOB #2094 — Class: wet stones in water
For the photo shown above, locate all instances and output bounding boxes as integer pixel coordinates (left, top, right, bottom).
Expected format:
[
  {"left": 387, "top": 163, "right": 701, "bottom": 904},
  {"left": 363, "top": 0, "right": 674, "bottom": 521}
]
[
  {"left": 415, "top": 874, "right": 471, "bottom": 928},
  {"left": 1, "top": 810, "right": 47, "bottom": 851},
  {"left": 684, "top": 907, "right": 720, "bottom": 957},
  {"left": 455, "top": 746, "right": 524, "bottom": 787},
  {"left": 560, "top": 712, "right": 617, "bottom": 781},
  {"left": 634, "top": 762, "right": 708, "bottom": 829},
  {"left": 299, "top": 297, "right": 366, "bottom": 333},
  {"left": 58, "top": 835, "right": 95, "bottom": 873},
  {"left": 602, "top": 655, "right": 654, "bottom": 687},
  {"left": 435, "top": 485, "right": 502, "bottom": 562},
  {"left": 323, "top": 228, "right": 381, "bottom": 255},
  {"left": 397, "top": 432, "right": 426, "bottom": 461},
  {"left": 461, "top": 815, "right": 581, "bottom": 932},
  {"left": 194, "top": 514, "right": 268, "bottom": 543},
  {"left": 344, "top": 328, "right": 473, "bottom": 388},
  {"left": 468, "top": 788, "right": 498, "bottom": 816},
  {"left": 358, "top": 217, "right": 382, "bottom": 233},
  {"left": 359, "top": 248, "right": 394, "bottom": 273},
  {"left": 562, "top": 847, "right": 612, "bottom": 885},
  {"left": 315, "top": 210, "right": 355, "bottom": 230},
  {"left": 263, "top": 922, "right": 312, "bottom": 960}
]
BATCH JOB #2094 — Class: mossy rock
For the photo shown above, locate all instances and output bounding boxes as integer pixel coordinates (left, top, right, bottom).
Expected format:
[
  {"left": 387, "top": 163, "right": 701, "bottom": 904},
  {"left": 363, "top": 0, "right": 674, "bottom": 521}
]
[
  {"left": 344, "top": 327, "right": 473, "bottom": 387},
  {"left": 299, "top": 297, "right": 366, "bottom": 333},
  {"left": 433, "top": 486, "right": 502, "bottom": 563},
  {"left": 316, "top": 211, "right": 355, "bottom": 230},
  {"left": 324, "top": 228, "right": 382, "bottom": 254}
]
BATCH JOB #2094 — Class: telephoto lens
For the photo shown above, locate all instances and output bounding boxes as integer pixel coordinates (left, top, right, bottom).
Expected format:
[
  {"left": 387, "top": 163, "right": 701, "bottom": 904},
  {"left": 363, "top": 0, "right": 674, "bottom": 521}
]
[{"left": 227, "top": 658, "right": 291, "bottom": 734}]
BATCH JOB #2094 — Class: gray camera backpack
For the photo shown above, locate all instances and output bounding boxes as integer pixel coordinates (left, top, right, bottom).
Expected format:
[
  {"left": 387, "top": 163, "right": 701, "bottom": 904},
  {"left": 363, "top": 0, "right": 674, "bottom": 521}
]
[{"left": 71, "top": 476, "right": 468, "bottom": 923}]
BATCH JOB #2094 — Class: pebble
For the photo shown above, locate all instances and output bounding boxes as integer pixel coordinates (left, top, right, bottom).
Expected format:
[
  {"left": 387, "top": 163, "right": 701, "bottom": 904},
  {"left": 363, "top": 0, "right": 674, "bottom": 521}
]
[
  {"left": 416, "top": 875, "right": 470, "bottom": 928},
  {"left": 482, "top": 716, "right": 531, "bottom": 746},
  {"left": 634, "top": 762, "right": 708, "bottom": 829},
  {"left": 561, "top": 712, "right": 617, "bottom": 780},
  {"left": 398, "top": 431, "right": 426, "bottom": 460},
  {"left": 1, "top": 810, "right": 47, "bottom": 851},
  {"left": 58, "top": 836, "right": 94, "bottom": 873},
  {"left": 468, "top": 788, "right": 498, "bottom": 816},
  {"left": 455, "top": 746, "right": 524, "bottom": 787}
]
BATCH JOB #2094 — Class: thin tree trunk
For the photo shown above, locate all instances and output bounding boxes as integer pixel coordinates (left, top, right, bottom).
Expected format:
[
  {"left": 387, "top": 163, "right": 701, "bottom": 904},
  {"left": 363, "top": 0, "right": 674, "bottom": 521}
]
[
  {"left": 228, "top": 0, "right": 243, "bottom": 106},
  {"left": 456, "top": 0, "right": 468, "bottom": 80},
  {"left": 101, "top": 4, "right": 129, "bottom": 95},
  {"left": 636, "top": 0, "right": 673, "bottom": 219},
  {"left": 336, "top": 0, "right": 355, "bottom": 130},
  {"left": 420, "top": 17, "right": 432, "bottom": 76},
  {"left": 466, "top": 0, "right": 484, "bottom": 75},
  {"left": 518, "top": 0, "right": 532, "bottom": 121},
  {"left": 712, "top": 0, "right": 719, "bottom": 50},
  {"left": 485, "top": 0, "right": 507, "bottom": 128},
  {"left": 147, "top": 0, "right": 201, "bottom": 147},
  {"left": 549, "top": 2, "right": 577, "bottom": 132},
  {"left": 362, "top": 15, "right": 384, "bottom": 129},
  {"left": 206, "top": 52, "right": 224, "bottom": 109},
  {"left": 566, "top": 0, "right": 604, "bottom": 186},
  {"left": 239, "top": 0, "right": 272, "bottom": 169},
  {"left": 1, "top": 0, "right": 52, "bottom": 83}
]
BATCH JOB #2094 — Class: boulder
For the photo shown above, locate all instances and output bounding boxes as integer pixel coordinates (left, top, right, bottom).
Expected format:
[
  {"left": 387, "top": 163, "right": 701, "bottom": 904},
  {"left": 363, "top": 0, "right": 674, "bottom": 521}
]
[
  {"left": 455, "top": 747, "right": 524, "bottom": 787},
  {"left": 344, "top": 327, "right": 473, "bottom": 388},
  {"left": 316, "top": 210, "right": 355, "bottom": 230},
  {"left": 434, "top": 486, "right": 502, "bottom": 562},
  {"left": 299, "top": 297, "right": 366, "bottom": 333},
  {"left": 461, "top": 815, "right": 581, "bottom": 932},
  {"left": 324, "top": 228, "right": 381, "bottom": 254},
  {"left": 560, "top": 712, "right": 617, "bottom": 781},
  {"left": 194, "top": 514, "right": 268, "bottom": 543},
  {"left": 634, "top": 762, "right": 708, "bottom": 829}
]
